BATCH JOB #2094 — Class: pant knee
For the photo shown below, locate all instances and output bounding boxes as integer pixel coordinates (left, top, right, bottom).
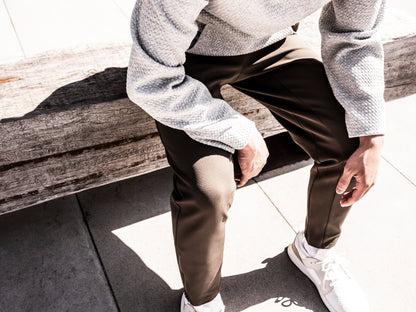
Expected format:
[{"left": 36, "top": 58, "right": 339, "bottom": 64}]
[
  {"left": 194, "top": 177, "right": 236, "bottom": 222},
  {"left": 170, "top": 161, "right": 236, "bottom": 225},
  {"left": 314, "top": 135, "right": 359, "bottom": 164}
]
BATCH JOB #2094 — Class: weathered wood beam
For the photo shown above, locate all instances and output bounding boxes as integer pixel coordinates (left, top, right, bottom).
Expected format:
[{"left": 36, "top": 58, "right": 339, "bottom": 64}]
[
  {"left": 1, "top": 32, "right": 415, "bottom": 215},
  {"left": 0, "top": 83, "right": 284, "bottom": 168},
  {"left": 0, "top": 56, "right": 285, "bottom": 213},
  {"left": 383, "top": 34, "right": 416, "bottom": 101}
]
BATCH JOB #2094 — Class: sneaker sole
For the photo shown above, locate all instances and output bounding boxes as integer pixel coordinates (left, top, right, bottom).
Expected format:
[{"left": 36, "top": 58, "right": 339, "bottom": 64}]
[
  {"left": 180, "top": 293, "right": 185, "bottom": 312},
  {"left": 287, "top": 243, "right": 337, "bottom": 312}
]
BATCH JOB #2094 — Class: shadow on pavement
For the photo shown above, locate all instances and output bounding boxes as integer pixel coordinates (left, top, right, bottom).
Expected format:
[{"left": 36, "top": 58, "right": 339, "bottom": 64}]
[
  {"left": 222, "top": 251, "right": 326, "bottom": 311},
  {"left": 77, "top": 167, "right": 327, "bottom": 312}
]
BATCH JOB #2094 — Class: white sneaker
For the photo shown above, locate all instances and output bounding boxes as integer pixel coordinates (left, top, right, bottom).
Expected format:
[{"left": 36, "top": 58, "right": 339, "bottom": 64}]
[
  {"left": 287, "top": 232, "right": 370, "bottom": 312},
  {"left": 180, "top": 293, "right": 225, "bottom": 312}
]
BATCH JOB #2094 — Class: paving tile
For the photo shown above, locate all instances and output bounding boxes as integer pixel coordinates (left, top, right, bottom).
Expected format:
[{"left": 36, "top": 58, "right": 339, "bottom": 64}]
[
  {"left": 336, "top": 160, "right": 416, "bottom": 312},
  {"left": 391, "top": 0, "right": 416, "bottom": 16},
  {"left": 0, "top": 196, "right": 117, "bottom": 312},
  {"left": 77, "top": 168, "right": 181, "bottom": 312},
  {"left": 4, "top": 0, "right": 131, "bottom": 56},
  {"left": 0, "top": 0, "right": 23, "bottom": 64},
  {"left": 258, "top": 159, "right": 416, "bottom": 311},
  {"left": 111, "top": 0, "right": 136, "bottom": 19},
  {"left": 222, "top": 181, "right": 326, "bottom": 312},
  {"left": 381, "top": 5, "right": 416, "bottom": 40},
  {"left": 383, "top": 94, "right": 416, "bottom": 185},
  {"left": 256, "top": 164, "right": 312, "bottom": 232},
  {"left": 77, "top": 167, "right": 331, "bottom": 311}
]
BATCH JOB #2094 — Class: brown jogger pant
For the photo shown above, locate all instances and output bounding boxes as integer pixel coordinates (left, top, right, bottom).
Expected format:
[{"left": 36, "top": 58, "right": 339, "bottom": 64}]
[{"left": 155, "top": 34, "right": 359, "bottom": 306}]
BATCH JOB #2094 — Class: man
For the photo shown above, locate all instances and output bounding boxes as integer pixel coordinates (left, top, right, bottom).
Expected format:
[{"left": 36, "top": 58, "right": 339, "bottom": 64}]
[{"left": 126, "top": 0, "right": 385, "bottom": 311}]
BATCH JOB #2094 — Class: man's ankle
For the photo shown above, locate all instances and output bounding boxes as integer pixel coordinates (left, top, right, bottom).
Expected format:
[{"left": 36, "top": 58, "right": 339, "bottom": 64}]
[
  {"left": 301, "top": 232, "right": 336, "bottom": 260},
  {"left": 182, "top": 292, "right": 225, "bottom": 312}
]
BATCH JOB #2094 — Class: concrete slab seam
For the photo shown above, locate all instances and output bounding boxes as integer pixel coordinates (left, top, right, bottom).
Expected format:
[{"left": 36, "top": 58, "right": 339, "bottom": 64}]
[
  {"left": 75, "top": 193, "right": 122, "bottom": 312},
  {"left": 381, "top": 156, "right": 416, "bottom": 187},
  {"left": 2, "top": 0, "right": 26, "bottom": 57},
  {"left": 111, "top": 0, "right": 130, "bottom": 20},
  {"left": 253, "top": 179, "right": 297, "bottom": 233}
]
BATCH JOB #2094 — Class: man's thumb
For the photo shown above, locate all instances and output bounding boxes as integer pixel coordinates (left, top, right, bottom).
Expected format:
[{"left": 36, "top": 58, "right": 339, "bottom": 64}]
[{"left": 336, "top": 171, "right": 353, "bottom": 194}]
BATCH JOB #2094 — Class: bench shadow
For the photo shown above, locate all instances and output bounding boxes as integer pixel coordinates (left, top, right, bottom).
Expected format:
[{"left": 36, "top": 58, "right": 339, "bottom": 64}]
[
  {"left": 2, "top": 64, "right": 316, "bottom": 310},
  {"left": 77, "top": 167, "right": 327, "bottom": 312},
  {"left": 1, "top": 67, "right": 128, "bottom": 122}
]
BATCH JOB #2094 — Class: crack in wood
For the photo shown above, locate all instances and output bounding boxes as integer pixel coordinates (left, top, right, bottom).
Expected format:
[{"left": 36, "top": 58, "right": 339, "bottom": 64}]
[
  {"left": 0, "top": 76, "right": 21, "bottom": 85},
  {"left": 1, "top": 32, "right": 415, "bottom": 213},
  {"left": 0, "top": 133, "right": 160, "bottom": 172}
]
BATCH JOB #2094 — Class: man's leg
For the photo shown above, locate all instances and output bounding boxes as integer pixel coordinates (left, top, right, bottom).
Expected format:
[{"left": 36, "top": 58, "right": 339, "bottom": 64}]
[
  {"left": 157, "top": 121, "right": 235, "bottom": 306},
  {"left": 231, "top": 34, "right": 359, "bottom": 248},
  {"left": 230, "top": 34, "right": 369, "bottom": 311},
  {"left": 156, "top": 52, "right": 244, "bottom": 308}
]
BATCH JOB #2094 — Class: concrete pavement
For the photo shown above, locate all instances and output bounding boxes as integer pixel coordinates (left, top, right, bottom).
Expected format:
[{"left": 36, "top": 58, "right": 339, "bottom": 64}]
[
  {"left": 1, "top": 98, "right": 416, "bottom": 311},
  {"left": 0, "top": 196, "right": 118, "bottom": 312},
  {"left": 1, "top": 0, "right": 415, "bottom": 311}
]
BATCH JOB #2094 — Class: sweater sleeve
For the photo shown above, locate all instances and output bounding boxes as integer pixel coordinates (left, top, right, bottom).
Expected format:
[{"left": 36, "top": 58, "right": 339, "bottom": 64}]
[
  {"left": 126, "top": 0, "right": 257, "bottom": 153},
  {"left": 319, "top": 0, "right": 387, "bottom": 137}
]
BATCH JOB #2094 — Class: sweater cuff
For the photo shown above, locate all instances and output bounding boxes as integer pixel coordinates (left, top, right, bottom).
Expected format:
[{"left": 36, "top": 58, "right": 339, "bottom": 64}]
[
  {"left": 226, "top": 118, "right": 258, "bottom": 151},
  {"left": 185, "top": 116, "right": 258, "bottom": 154},
  {"left": 345, "top": 109, "right": 386, "bottom": 138}
]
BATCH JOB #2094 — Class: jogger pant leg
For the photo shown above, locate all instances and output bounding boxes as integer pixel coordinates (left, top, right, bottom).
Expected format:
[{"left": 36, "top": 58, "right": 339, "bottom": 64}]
[
  {"left": 228, "top": 35, "right": 359, "bottom": 249},
  {"left": 155, "top": 34, "right": 359, "bottom": 306},
  {"left": 156, "top": 121, "right": 236, "bottom": 306}
]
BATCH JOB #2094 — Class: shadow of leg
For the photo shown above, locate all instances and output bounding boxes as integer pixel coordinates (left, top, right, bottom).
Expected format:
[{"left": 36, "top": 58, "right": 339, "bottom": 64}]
[
  {"left": 222, "top": 251, "right": 328, "bottom": 312},
  {"left": 78, "top": 168, "right": 328, "bottom": 311}
]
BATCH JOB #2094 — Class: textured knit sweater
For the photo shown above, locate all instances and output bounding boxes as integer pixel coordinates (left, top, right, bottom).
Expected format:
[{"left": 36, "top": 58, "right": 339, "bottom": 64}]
[{"left": 126, "top": 0, "right": 386, "bottom": 153}]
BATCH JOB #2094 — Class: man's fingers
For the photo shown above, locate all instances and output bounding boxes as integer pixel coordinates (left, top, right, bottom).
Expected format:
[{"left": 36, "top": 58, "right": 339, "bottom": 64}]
[
  {"left": 339, "top": 180, "right": 368, "bottom": 207},
  {"left": 237, "top": 167, "right": 253, "bottom": 187},
  {"left": 236, "top": 129, "right": 269, "bottom": 187},
  {"left": 336, "top": 135, "right": 383, "bottom": 206},
  {"left": 237, "top": 175, "right": 249, "bottom": 187},
  {"left": 340, "top": 189, "right": 358, "bottom": 207},
  {"left": 237, "top": 165, "right": 262, "bottom": 187},
  {"left": 336, "top": 168, "right": 354, "bottom": 194}
]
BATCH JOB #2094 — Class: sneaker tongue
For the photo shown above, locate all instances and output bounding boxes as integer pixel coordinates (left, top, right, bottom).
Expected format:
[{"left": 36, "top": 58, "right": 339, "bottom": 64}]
[{"left": 314, "top": 248, "right": 335, "bottom": 261}]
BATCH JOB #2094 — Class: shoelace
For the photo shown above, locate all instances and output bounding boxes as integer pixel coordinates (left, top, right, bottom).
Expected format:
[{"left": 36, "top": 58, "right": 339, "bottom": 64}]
[{"left": 317, "top": 253, "right": 351, "bottom": 288}]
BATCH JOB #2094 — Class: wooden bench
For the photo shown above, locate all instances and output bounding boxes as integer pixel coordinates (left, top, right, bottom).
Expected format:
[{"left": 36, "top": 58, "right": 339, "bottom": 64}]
[{"left": 1, "top": 8, "right": 415, "bottom": 215}]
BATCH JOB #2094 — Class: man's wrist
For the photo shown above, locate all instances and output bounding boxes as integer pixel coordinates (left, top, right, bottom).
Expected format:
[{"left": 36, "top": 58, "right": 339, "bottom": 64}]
[{"left": 359, "top": 134, "right": 384, "bottom": 149}]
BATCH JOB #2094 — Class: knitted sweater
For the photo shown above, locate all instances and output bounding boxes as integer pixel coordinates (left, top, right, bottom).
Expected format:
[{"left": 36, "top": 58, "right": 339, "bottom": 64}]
[{"left": 126, "top": 0, "right": 386, "bottom": 153}]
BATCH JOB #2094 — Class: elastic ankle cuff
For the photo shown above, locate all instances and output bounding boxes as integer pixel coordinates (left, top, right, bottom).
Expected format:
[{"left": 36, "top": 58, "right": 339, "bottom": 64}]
[{"left": 184, "top": 292, "right": 224, "bottom": 310}]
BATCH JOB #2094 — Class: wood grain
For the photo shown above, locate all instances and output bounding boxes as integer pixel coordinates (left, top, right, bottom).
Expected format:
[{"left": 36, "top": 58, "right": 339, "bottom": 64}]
[
  {"left": 1, "top": 33, "right": 415, "bottom": 214},
  {"left": 383, "top": 35, "right": 416, "bottom": 101}
]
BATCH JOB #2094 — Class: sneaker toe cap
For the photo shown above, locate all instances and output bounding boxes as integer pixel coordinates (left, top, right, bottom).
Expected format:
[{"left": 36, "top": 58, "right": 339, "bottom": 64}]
[{"left": 326, "top": 281, "right": 369, "bottom": 312}]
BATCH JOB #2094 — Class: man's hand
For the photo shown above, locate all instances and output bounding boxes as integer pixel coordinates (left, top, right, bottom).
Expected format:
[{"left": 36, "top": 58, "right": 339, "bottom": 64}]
[
  {"left": 336, "top": 135, "right": 384, "bottom": 207},
  {"left": 236, "top": 130, "right": 269, "bottom": 187}
]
